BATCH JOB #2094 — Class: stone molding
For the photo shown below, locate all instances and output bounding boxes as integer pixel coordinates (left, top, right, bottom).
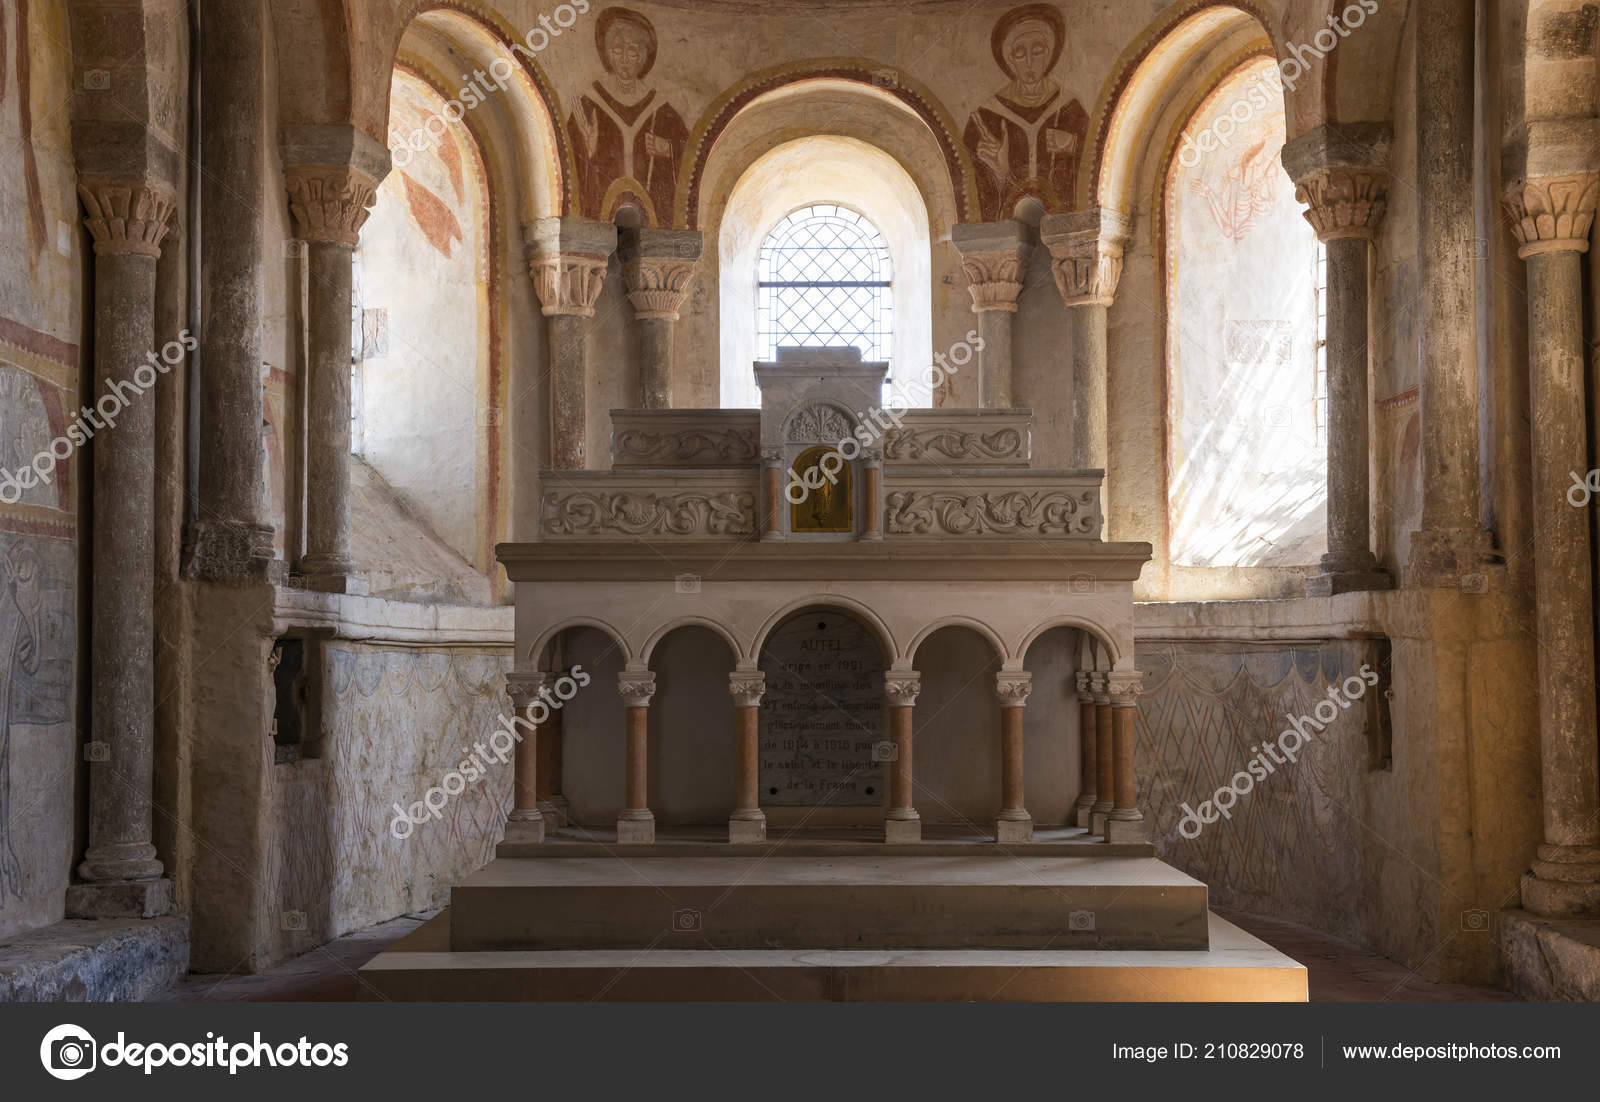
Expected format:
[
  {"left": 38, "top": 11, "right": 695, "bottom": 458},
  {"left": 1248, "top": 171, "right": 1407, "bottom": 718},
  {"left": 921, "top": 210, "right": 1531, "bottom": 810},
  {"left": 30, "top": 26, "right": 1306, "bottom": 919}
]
[
  {"left": 1040, "top": 207, "right": 1133, "bottom": 308},
  {"left": 1294, "top": 166, "right": 1389, "bottom": 241},
  {"left": 884, "top": 671, "right": 922, "bottom": 707},
  {"left": 78, "top": 178, "right": 175, "bottom": 257},
  {"left": 284, "top": 165, "right": 382, "bottom": 247},
  {"left": 618, "top": 670, "right": 656, "bottom": 707},
  {"left": 995, "top": 671, "right": 1033, "bottom": 707},
  {"left": 1504, "top": 172, "right": 1600, "bottom": 257},
  {"left": 729, "top": 671, "right": 766, "bottom": 708},
  {"left": 542, "top": 485, "right": 758, "bottom": 538}
]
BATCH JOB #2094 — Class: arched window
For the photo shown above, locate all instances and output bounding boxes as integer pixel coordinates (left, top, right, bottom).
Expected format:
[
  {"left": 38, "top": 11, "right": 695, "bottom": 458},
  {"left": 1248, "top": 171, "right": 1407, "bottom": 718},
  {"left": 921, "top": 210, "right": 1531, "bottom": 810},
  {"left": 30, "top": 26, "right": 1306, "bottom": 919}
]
[{"left": 757, "top": 204, "right": 893, "bottom": 365}]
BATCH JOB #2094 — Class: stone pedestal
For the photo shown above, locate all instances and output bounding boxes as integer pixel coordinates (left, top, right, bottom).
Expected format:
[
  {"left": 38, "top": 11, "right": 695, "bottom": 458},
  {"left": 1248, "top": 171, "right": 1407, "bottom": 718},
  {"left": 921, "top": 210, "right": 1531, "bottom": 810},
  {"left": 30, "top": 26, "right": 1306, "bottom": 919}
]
[
  {"left": 620, "top": 228, "right": 701, "bottom": 409},
  {"left": 884, "top": 673, "right": 921, "bottom": 844},
  {"left": 952, "top": 222, "right": 1031, "bottom": 408},
  {"left": 618, "top": 670, "right": 656, "bottom": 844},
  {"left": 729, "top": 671, "right": 767, "bottom": 844},
  {"left": 527, "top": 217, "right": 616, "bottom": 469}
]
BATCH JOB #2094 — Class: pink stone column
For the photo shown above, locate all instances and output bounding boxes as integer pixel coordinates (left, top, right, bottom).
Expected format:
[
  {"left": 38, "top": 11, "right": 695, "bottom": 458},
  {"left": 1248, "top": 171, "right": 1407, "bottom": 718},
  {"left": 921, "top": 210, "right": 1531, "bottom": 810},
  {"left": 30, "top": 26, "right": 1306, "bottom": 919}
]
[
  {"left": 728, "top": 671, "right": 766, "bottom": 843},
  {"left": 1105, "top": 671, "right": 1147, "bottom": 843},
  {"left": 1074, "top": 671, "right": 1098, "bottom": 829},
  {"left": 994, "top": 672, "right": 1033, "bottom": 843},
  {"left": 617, "top": 670, "right": 656, "bottom": 843},
  {"left": 504, "top": 672, "right": 548, "bottom": 844},
  {"left": 884, "top": 672, "right": 921, "bottom": 843}
]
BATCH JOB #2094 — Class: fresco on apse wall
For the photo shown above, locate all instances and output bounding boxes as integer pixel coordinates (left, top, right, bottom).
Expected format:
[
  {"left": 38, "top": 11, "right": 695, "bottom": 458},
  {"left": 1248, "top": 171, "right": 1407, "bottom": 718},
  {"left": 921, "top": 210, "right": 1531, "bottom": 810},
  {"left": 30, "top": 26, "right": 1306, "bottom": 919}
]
[
  {"left": 569, "top": 6, "right": 686, "bottom": 227},
  {"left": 1135, "top": 642, "right": 1411, "bottom": 957},
  {"left": 1166, "top": 60, "right": 1325, "bottom": 568},
  {"left": 265, "top": 646, "right": 512, "bottom": 955},
  {"left": 962, "top": 3, "right": 1088, "bottom": 222},
  {"left": 366, "top": 73, "right": 486, "bottom": 565}
]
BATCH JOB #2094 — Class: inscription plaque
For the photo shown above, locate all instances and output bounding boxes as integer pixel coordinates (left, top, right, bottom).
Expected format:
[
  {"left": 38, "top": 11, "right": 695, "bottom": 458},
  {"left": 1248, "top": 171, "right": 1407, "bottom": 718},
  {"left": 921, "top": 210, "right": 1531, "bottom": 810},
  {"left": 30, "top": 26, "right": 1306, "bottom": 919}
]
[{"left": 758, "top": 613, "right": 884, "bottom": 806}]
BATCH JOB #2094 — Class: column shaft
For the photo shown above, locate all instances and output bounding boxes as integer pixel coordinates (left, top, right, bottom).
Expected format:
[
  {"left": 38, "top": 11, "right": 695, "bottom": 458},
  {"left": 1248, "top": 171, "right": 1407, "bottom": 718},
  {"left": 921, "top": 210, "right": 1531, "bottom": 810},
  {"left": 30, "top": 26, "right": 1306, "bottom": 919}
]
[
  {"left": 549, "top": 314, "right": 587, "bottom": 470},
  {"left": 886, "top": 704, "right": 918, "bottom": 842},
  {"left": 762, "top": 455, "right": 783, "bottom": 540},
  {"left": 638, "top": 317, "right": 673, "bottom": 408},
  {"left": 1092, "top": 698, "right": 1114, "bottom": 835},
  {"left": 1070, "top": 303, "right": 1108, "bottom": 469},
  {"left": 1105, "top": 676, "right": 1147, "bottom": 842},
  {"left": 506, "top": 704, "right": 544, "bottom": 844},
  {"left": 862, "top": 460, "right": 882, "bottom": 541},
  {"left": 978, "top": 310, "right": 1014, "bottom": 409},
  {"left": 1319, "top": 234, "right": 1381, "bottom": 583},
  {"left": 302, "top": 240, "right": 356, "bottom": 581},
  {"left": 1075, "top": 693, "right": 1097, "bottom": 828}
]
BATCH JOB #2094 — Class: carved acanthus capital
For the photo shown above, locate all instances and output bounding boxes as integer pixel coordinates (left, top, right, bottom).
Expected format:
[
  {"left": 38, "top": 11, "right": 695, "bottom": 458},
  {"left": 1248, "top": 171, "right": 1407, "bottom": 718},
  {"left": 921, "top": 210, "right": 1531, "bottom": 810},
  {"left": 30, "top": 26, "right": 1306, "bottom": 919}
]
[
  {"left": 618, "top": 670, "right": 656, "bottom": 708},
  {"left": 529, "top": 253, "right": 609, "bottom": 317},
  {"left": 1040, "top": 207, "right": 1133, "bottom": 308},
  {"left": 1074, "top": 669, "right": 1094, "bottom": 701},
  {"left": 78, "top": 178, "right": 175, "bottom": 257},
  {"left": 729, "top": 671, "right": 766, "bottom": 708},
  {"left": 995, "top": 671, "right": 1033, "bottom": 707},
  {"left": 1294, "top": 166, "right": 1388, "bottom": 241},
  {"left": 284, "top": 165, "right": 382, "bottom": 247},
  {"left": 884, "top": 671, "right": 922, "bottom": 707},
  {"left": 1504, "top": 172, "right": 1600, "bottom": 258},
  {"left": 1106, "top": 670, "right": 1144, "bottom": 706},
  {"left": 506, "top": 671, "right": 552, "bottom": 710},
  {"left": 959, "top": 250, "right": 1029, "bottom": 312},
  {"left": 623, "top": 255, "right": 698, "bottom": 320}
]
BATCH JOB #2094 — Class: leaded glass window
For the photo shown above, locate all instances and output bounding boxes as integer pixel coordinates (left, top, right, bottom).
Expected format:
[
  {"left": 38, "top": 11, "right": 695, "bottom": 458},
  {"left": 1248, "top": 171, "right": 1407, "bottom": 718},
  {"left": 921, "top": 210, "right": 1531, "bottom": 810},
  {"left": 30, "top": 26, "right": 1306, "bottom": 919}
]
[{"left": 757, "top": 205, "right": 893, "bottom": 363}]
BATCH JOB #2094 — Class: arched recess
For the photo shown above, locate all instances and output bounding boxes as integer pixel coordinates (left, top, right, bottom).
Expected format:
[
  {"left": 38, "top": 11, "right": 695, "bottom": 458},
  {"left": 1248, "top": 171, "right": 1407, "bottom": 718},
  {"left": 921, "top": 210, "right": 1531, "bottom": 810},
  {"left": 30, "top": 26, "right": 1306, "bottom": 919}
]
[
  {"left": 381, "top": 4, "right": 569, "bottom": 222},
  {"left": 1015, "top": 617, "right": 1123, "bottom": 669},
  {"left": 646, "top": 625, "right": 739, "bottom": 826},
  {"left": 751, "top": 595, "right": 899, "bottom": 664},
  {"left": 1085, "top": 1, "right": 1281, "bottom": 216},
  {"left": 908, "top": 624, "right": 1003, "bottom": 831},
  {"left": 684, "top": 75, "right": 968, "bottom": 409}
]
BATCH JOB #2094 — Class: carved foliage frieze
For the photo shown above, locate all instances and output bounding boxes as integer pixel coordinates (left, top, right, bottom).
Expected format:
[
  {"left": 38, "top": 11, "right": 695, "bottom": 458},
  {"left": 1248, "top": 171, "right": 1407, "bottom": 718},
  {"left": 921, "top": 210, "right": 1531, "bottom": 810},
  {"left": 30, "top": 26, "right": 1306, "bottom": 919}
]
[
  {"left": 542, "top": 490, "right": 756, "bottom": 537},
  {"left": 786, "top": 403, "right": 856, "bottom": 443},
  {"left": 882, "top": 426, "right": 1028, "bottom": 463},
  {"left": 613, "top": 426, "right": 759, "bottom": 466},
  {"left": 884, "top": 488, "right": 1099, "bottom": 537}
]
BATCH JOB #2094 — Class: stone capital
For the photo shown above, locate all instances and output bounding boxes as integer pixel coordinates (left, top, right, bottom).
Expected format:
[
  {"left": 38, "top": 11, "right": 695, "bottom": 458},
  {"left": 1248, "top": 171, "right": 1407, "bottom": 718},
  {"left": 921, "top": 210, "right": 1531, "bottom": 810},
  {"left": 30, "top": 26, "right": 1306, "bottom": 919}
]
[
  {"left": 506, "top": 671, "right": 552, "bottom": 709},
  {"left": 284, "top": 165, "right": 382, "bottom": 247},
  {"left": 1106, "top": 669, "right": 1143, "bottom": 705},
  {"left": 620, "top": 227, "right": 701, "bottom": 320},
  {"left": 1294, "top": 167, "right": 1389, "bottom": 241},
  {"left": 884, "top": 671, "right": 922, "bottom": 707},
  {"left": 526, "top": 216, "right": 617, "bottom": 317},
  {"left": 1040, "top": 207, "right": 1133, "bottom": 308},
  {"left": 78, "top": 178, "right": 175, "bottom": 257},
  {"left": 995, "top": 671, "right": 1032, "bottom": 707},
  {"left": 729, "top": 671, "right": 766, "bottom": 708},
  {"left": 1503, "top": 172, "right": 1600, "bottom": 258},
  {"left": 618, "top": 670, "right": 656, "bottom": 708},
  {"left": 952, "top": 221, "right": 1032, "bottom": 313},
  {"left": 1074, "top": 669, "right": 1095, "bottom": 701}
]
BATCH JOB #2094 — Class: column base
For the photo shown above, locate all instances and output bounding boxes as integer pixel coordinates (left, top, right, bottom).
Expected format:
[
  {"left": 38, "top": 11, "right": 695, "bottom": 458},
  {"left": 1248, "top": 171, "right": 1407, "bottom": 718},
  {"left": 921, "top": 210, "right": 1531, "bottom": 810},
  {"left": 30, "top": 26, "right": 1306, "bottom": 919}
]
[
  {"left": 1090, "top": 802, "right": 1113, "bottom": 837},
  {"left": 617, "top": 810, "right": 655, "bottom": 844},
  {"left": 505, "top": 810, "right": 545, "bottom": 844},
  {"left": 1106, "top": 813, "right": 1148, "bottom": 843},
  {"left": 548, "top": 795, "right": 570, "bottom": 827},
  {"left": 995, "top": 815, "right": 1033, "bottom": 843},
  {"left": 184, "top": 520, "right": 279, "bottom": 583},
  {"left": 1074, "top": 799, "right": 1095, "bottom": 829},
  {"left": 66, "top": 877, "right": 174, "bottom": 920},
  {"left": 77, "top": 842, "right": 164, "bottom": 883},
  {"left": 729, "top": 812, "right": 767, "bottom": 844},
  {"left": 537, "top": 799, "right": 567, "bottom": 828},
  {"left": 1405, "top": 527, "right": 1501, "bottom": 588},
  {"left": 1306, "top": 568, "right": 1394, "bottom": 597},
  {"left": 1522, "top": 845, "right": 1600, "bottom": 917},
  {"left": 884, "top": 816, "right": 921, "bottom": 844},
  {"left": 296, "top": 568, "right": 368, "bottom": 595}
]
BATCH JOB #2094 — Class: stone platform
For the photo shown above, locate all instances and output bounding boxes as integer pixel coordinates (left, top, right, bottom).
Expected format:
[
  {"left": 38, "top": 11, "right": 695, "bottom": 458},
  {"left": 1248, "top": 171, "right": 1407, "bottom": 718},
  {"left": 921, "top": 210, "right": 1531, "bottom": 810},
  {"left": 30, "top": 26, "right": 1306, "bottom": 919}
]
[{"left": 362, "top": 830, "right": 1306, "bottom": 1001}]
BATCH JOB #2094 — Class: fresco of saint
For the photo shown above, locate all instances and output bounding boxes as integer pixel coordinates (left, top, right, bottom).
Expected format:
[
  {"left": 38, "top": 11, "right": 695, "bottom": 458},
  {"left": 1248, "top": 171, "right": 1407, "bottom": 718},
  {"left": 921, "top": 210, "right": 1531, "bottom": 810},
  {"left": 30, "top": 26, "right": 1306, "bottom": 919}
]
[
  {"left": 568, "top": 6, "right": 687, "bottom": 226},
  {"left": 963, "top": 4, "right": 1088, "bottom": 220}
]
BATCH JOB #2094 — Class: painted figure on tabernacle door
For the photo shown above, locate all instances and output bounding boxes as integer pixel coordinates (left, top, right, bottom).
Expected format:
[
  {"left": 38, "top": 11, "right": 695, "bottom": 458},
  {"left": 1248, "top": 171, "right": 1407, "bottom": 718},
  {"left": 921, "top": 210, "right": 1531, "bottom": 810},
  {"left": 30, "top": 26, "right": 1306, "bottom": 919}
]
[
  {"left": 568, "top": 6, "right": 687, "bottom": 226},
  {"left": 963, "top": 4, "right": 1088, "bottom": 220}
]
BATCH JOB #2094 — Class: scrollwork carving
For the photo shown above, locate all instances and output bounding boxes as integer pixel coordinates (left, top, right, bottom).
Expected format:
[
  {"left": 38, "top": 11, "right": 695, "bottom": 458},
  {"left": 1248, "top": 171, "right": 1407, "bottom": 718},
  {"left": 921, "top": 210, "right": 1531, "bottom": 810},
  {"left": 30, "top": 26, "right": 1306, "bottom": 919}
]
[
  {"left": 786, "top": 403, "right": 856, "bottom": 443},
  {"left": 882, "top": 427, "right": 1027, "bottom": 463},
  {"left": 614, "top": 427, "right": 758, "bottom": 465},
  {"left": 884, "top": 489, "right": 1099, "bottom": 537},
  {"left": 542, "top": 490, "right": 756, "bottom": 537}
]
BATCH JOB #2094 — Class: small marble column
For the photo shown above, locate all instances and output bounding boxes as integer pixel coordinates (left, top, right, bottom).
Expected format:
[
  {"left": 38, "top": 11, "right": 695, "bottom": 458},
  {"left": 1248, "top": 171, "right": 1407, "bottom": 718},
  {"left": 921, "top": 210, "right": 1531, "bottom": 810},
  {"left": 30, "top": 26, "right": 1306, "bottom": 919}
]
[
  {"left": 861, "top": 448, "right": 883, "bottom": 541},
  {"left": 1283, "top": 124, "right": 1394, "bottom": 596},
  {"left": 526, "top": 217, "right": 616, "bottom": 469},
  {"left": 188, "top": 0, "right": 275, "bottom": 581},
  {"left": 282, "top": 134, "right": 389, "bottom": 592},
  {"left": 620, "top": 228, "right": 701, "bottom": 409},
  {"left": 66, "top": 179, "right": 177, "bottom": 919},
  {"left": 617, "top": 669, "right": 656, "bottom": 843},
  {"left": 1074, "top": 671, "right": 1097, "bottom": 829},
  {"left": 1505, "top": 169, "right": 1600, "bottom": 915},
  {"left": 1407, "top": 0, "right": 1497, "bottom": 583},
  {"left": 952, "top": 222, "right": 1031, "bottom": 408},
  {"left": 728, "top": 671, "right": 767, "bottom": 843},
  {"left": 1040, "top": 208, "right": 1133, "bottom": 473},
  {"left": 884, "top": 672, "right": 922, "bottom": 843},
  {"left": 504, "top": 672, "right": 547, "bottom": 844},
  {"left": 762, "top": 447, "right": 785, "bottom": 540},
  {"left": 1090, "top": 673, "right": 1114, "bottom": 836},
  {"left": 1105, "top": 672, "right": 1147, "bottom": 843},
  {"left": 994, "top": 672, "right": 1033, "bottom": 843}
]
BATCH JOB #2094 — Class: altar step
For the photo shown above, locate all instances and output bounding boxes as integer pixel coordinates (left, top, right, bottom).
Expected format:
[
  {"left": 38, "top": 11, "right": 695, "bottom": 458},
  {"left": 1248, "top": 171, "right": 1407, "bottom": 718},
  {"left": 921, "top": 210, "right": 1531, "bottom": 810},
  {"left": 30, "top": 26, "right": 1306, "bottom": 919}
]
[
  {"left": 450, "top": 855, "right": 1209, "bottom": 952},
  {"left": 359, "top": 910, "right": 1307, "bottom": 1001}
]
